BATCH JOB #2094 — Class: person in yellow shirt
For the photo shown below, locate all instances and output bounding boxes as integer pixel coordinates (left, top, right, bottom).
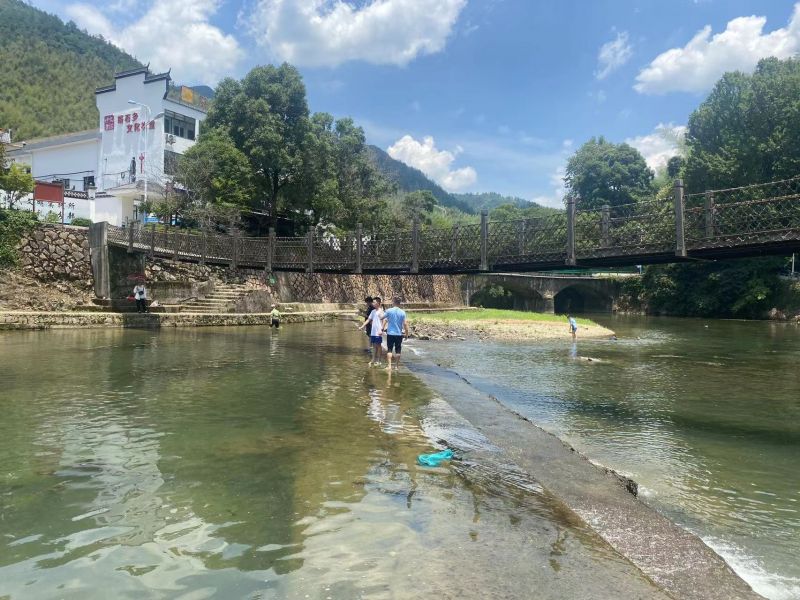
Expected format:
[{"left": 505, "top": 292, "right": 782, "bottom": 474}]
[{"left": 270, "top": 304, "right": 281, "bottom": 329}]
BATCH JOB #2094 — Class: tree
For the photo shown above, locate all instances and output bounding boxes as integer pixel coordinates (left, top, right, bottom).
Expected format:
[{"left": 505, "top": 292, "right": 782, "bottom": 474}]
[
  {"left": 666, "top": 156, "right": 684, "bottom": 179},
  {"left": 684, "top": 57, "right": 800, "bottom": 191},
  {"left": 204, "top": 64, "right": 311, "bottom": 229},
  {"left": 564, "top": 137, "right": 654, "bottom": 209},
  {"left": 175, "top": 129, "right": 253, "bottom": 226},
  {"left": 401, "top": 190, "right": 437, "bottom": 224},
  {"left": 0, "top": 162, "right": 34, "bottom": 209}
]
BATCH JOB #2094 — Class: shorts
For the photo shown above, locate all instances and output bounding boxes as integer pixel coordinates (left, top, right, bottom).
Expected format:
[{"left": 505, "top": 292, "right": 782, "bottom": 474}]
[
  {"left": 370, "top": 335, "right": 383, "bottom": 344},
  {"left": 386, "top": 335, "right": 403, "bottom": 354}
]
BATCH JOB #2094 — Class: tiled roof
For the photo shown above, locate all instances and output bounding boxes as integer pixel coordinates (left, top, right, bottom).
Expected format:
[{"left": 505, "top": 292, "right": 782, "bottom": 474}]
[{"left": 96, "top": 66, "right": 172, "bottom": 95}]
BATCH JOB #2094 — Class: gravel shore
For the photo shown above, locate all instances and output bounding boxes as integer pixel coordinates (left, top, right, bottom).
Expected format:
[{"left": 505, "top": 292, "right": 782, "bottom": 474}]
[{"left": 409, "top": 317, "right": 615, "bottom": 341}]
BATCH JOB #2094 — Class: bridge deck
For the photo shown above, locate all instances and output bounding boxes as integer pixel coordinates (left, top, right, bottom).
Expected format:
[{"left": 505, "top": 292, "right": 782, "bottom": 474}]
[{"left": 105, "top": 177, "right": 800, "bottom": 274}]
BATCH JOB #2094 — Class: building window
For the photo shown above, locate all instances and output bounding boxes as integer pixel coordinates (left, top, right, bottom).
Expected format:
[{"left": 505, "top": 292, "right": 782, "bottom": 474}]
[
  {"left": 83, "top": 175, "right": 95, "bottom": 189},
  {"left": 164, "top": 111, "right": 196, "bottom": 141},
  {"left": 164, "top": 150, "right": 181, "bottom": 176}
]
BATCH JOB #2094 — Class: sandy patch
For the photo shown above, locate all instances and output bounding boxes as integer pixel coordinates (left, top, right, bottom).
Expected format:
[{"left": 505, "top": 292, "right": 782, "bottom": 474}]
[{"left": 411, "top": 318, "right": 614, "bottom": 341}]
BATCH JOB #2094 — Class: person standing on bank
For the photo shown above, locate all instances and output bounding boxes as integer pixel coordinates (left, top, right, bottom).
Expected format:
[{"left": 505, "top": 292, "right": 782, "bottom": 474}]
[
  {"left": 133, "top": 281, "right": 148, "bottom": 313},
  {"left": 360, "top": 297, "right": 384, "bottom": 366},
  {"left": 382, "top": 297, "right": 409, "bottom": 371},
  {"left": 270, "top": 304, "right": 281, "bottom": 329},
  {"left": 568, "top": 314, "right": 578, "bottom": 341}
]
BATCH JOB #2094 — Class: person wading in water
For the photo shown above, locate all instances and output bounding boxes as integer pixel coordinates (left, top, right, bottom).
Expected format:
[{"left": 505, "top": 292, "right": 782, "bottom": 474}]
[
  {"left": 359, "top": 297, "right": 385, "bottom": 366},
  {"left": 362, "top": 296, "right": 374, "bottom": 353},
  {"left": 382, "top": 297, "right": 409, "bottom": 371}
]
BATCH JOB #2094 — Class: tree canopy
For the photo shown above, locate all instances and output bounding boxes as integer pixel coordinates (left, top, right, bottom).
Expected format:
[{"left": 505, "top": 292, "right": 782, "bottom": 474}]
[
  {"left": 0, "top": 163, "right": 34, "bottom": 209},
  {"left": 564, "top": 137, "right": 654, "bottom": 210},
  {"left": 683, "top": 57, "right": 800, "bottom": 192},
  {"left": 199, "top": 64, "right": 390, "bottom": 232}
]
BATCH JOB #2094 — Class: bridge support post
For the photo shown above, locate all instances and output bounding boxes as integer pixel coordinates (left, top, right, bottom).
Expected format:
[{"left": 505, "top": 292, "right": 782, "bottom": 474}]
[
  {"left": 230, "top": 232, "right": 238, "bottom": 270},
  {"left": 566, "top": 198, "right": 576, "bottom": 266},
  {"left": 306, "top": 231, "right": 314, "bottom": 274},
  {"left": 542, "top": 295, "right": 555, "bottom": 314},
  {"left": 674, "top": 179, "right": 687, "bottom": 257},
  {"left": 200, "top": 232, "right": 207, "bottom": 266},
  {"left": 601, "top": 205, "right": 611, "bottom": 247},
  {"left": 480, "top": 209, "right": 489, "bottom": 271},
  {"left": 704, "top": 191, "right": 715, "bottom": 239},
  {"left": 266, "top": 227, "right": 275, "bottom": 272},
  {"left": 355, "top": 223, "right": 363, "bottom": 274},
  {"left": 173, "top": 230, "right": 179, "bottom": 260},
  {"left": 451, "top": 224, "right": 459, "bottom": 262},
  {"left": 127, "top": 225, "right": 134, "bottom": 254},
  {"left": 518, "top": 220, "right": 526, "bottom": 256},
  {"left": 149, "top": 223, "right": 155, "bottom": 259},
  {"left": 411, "top": 217, "right": 420, "bottom": 273}
]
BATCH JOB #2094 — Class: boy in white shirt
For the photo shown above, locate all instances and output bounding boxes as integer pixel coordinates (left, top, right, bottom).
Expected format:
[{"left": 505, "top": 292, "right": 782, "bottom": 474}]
[{"left": 359, "top": 297, "right": 385, "bottom": 366}]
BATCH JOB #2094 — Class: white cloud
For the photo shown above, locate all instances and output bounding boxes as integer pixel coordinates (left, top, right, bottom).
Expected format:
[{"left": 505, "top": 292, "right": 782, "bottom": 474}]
[
  {"left": 247, "top": 0, "right": 466, "bottom": 68},
  {"left": 66, "top": 0, "right": 243, "bottom": 84},
  {"left": 387, "top": 135, "right": 477, "bottom": 192},
  {"left": 625, "top": 123, "right": 687, "bottom": 171},
  {"left": 595, "top": 31, "right": 632, "bottom": 80},
  {"left": 532, "top": 165, "right": 567, "bottom": 209},
  {"left": 635, "top": 3, "right": 800, "bottom": 94}
]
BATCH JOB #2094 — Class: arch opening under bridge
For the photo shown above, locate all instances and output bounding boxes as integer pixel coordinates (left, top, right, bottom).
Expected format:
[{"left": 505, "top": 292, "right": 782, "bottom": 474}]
[
  {"left": 553, "top": 284, "right": 614, "bottom": 314},
  {"left": 468, "top": 283, "right": 548, "bottom": 312}
]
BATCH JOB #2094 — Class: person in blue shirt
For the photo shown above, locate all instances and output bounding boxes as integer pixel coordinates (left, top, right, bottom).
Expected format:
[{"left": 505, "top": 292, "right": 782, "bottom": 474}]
[
  {"left": 382, "top": 297, "right": 409, "bottom": 370},
  {"left": 568, "top": 314, "right": 578, "bottom": 340}
]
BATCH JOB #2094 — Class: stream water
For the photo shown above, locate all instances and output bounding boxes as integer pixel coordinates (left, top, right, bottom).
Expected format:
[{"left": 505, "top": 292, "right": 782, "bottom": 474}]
[
  {"left": 0, "top": 324, "right": 666, "bottom": 599},
  {"left": 415, "top": 315, "right": 800, "bottom": 600}
]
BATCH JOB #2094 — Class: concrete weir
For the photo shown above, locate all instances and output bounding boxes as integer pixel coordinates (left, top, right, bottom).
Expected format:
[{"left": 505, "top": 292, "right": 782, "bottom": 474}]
[
  {"left": 0, "top": 310, "right": 346, "bottom": 330},
  {"left": 407, "top": 359, "right": 762, "bottom": 600}
]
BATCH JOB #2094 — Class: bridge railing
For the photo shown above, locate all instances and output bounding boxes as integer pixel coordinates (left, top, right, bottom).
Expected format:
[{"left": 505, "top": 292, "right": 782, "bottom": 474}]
[
  {"left": 105, "top": 176, "right": 800, "bottom": 273},
  {"left": 685, "top": 177, "right": 800, "bottom": 249},
  {"left": 574, "top": 199, "right": 676, "bottom": 260}
]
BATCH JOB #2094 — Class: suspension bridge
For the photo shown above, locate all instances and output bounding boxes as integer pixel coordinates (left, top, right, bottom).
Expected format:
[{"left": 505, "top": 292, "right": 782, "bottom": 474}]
[{"left": 99, "top": 177, "right": 800, "bottom": 274}]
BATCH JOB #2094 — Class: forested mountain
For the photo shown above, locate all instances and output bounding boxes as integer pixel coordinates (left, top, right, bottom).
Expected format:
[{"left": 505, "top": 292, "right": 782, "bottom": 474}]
[
  {"left": 0, "top": 0, "right": 142, "bottom": 140},
  {"left": 366, "top": 145, "right": 473, "bottom": 213},
  {"left": 453, "top": 191, "right": 554, "bottom": 213}
]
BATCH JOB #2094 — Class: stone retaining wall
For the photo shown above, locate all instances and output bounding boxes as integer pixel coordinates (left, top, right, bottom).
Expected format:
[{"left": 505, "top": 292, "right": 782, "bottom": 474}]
[
  {"left": 144, "top": 257, "right": 463, "bottom": 306},
  {"left": 17, "top": 225, "right": 92, "bottom": 286},
  {"left": 0, "top": 310, "right": 342, "bottom": 330}
]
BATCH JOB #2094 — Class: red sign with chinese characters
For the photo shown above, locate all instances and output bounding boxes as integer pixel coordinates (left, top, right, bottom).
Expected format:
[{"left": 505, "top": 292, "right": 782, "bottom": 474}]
[{"left": 105, "top": 114, "right": 155, "bottom": 135}]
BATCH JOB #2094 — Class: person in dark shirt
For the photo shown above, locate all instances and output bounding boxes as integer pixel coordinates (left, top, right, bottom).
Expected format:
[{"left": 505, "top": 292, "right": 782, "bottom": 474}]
[{"left": 362, "top": 296, "right": 374, "bottom": 352}]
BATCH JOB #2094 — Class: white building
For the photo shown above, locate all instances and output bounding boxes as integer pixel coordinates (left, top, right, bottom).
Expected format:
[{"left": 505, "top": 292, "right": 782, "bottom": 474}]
[{"left": 4, "top": 67, "right": 208, "bottom": 225}]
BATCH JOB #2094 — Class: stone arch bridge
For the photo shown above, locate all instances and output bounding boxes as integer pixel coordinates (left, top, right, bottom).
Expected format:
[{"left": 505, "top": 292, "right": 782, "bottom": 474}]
[{"left": 461, "top": 273, "right": 625, "bottom": 314}]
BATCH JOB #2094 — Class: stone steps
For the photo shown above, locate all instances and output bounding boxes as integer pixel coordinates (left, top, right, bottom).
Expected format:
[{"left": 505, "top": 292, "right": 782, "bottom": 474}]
[{"left": 175, "top": 283, "right": 254, "bottom": 314}]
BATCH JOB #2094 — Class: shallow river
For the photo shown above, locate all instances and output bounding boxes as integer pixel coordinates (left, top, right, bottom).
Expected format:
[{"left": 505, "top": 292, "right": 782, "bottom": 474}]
[
  {"left": 0, "top": 324, "right": 667, "bottom": 599},
  {"left": 416, "top": 315, "right": 800, "bottom": 600}
]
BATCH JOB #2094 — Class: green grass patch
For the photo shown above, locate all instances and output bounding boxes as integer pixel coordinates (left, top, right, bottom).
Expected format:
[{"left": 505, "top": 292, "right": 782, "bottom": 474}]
[{"left": 413, "top": 308, "right": 598, "bottom": 326}]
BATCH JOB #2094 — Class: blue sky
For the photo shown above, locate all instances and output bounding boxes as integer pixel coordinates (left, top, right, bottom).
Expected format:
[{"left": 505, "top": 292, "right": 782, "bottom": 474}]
[{"left": 33, "top": 0, "right": 800, "bottom": 206}]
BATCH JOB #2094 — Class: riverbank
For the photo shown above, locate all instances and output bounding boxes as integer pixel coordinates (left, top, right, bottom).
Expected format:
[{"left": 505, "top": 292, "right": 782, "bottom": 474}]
[{"left": 410, "top": 308, "right": 615, "bottom": 341}]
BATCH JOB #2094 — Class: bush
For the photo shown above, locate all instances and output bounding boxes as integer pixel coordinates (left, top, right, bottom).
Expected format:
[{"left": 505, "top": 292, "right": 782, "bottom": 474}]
[
  {"left": 43, "top": 211, "right": 61, "bottom": 224},
  {"left": 0, "top": 209, "right": 38, "bottom": 267},
  {"left": 70, "top": 217, "right": 92, "bottom": 227}
]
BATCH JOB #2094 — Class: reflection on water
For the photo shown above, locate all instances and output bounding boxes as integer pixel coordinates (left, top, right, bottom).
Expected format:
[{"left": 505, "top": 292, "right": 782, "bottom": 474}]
[
  {"left": 0, "top": 324, "right": 665, "bottom": 599},
  {"left": 418, "top": 315, "right": 800, "bottom": 600}
]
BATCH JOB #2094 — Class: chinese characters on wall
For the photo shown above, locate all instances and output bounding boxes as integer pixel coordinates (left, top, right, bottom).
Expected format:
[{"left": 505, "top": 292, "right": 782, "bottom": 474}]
[{"left": 103, "top": 112, "right": 156, "bottom": 135}]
